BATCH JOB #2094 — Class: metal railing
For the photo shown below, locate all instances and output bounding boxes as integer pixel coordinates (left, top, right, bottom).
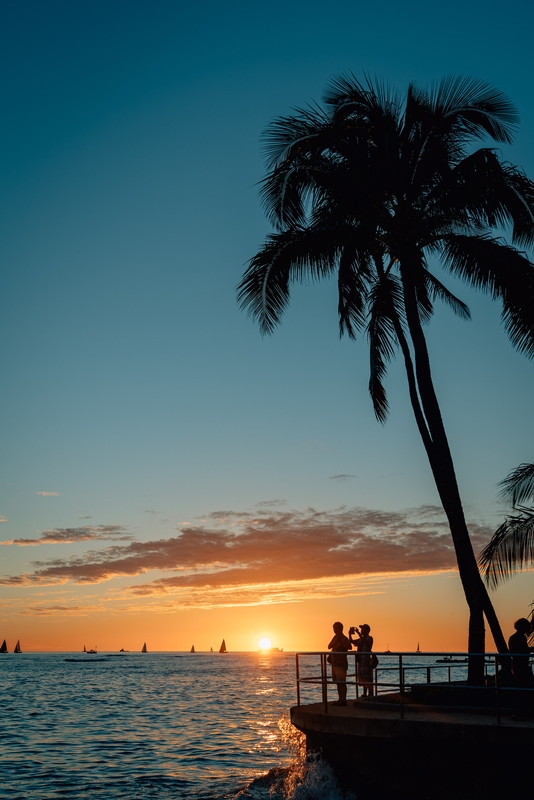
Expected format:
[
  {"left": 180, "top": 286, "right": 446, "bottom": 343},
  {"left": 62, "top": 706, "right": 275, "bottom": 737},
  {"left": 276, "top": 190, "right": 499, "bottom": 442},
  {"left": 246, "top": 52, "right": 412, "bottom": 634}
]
[{"left": 295, "top": 651, "right": 534, "bottom": 723}]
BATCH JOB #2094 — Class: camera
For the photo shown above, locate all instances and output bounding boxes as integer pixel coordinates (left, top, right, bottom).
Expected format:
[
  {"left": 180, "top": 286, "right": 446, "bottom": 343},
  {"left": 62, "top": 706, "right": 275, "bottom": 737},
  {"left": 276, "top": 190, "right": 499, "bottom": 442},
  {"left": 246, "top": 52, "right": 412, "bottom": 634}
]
[{"left": 349, "top": 626, "right": 359, "bottom": 635}]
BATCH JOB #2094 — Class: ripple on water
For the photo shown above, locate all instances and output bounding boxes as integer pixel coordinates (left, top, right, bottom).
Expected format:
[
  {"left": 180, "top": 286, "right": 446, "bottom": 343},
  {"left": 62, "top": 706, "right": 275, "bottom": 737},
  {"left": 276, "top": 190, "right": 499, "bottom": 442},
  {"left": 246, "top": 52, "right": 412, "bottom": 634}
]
[{"left": 0, "top": 653, "right": 308, "bottom": 799}]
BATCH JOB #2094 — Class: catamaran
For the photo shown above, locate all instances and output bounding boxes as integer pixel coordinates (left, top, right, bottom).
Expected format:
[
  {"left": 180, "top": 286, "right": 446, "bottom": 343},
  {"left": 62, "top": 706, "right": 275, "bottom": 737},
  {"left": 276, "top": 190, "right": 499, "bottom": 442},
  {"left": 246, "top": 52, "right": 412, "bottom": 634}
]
[{"left": 219, "top": 639, "right": 227, "bottom": 653}]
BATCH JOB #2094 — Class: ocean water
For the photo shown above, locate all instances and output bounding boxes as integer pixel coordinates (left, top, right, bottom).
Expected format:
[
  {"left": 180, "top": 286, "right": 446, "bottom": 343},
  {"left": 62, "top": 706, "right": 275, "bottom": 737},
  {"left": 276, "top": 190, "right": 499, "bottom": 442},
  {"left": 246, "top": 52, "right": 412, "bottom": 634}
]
[
  {"left": 0, "top": 651, "right": 344, "bottom": 800},
  {"left": 0, "top": 650, "right": 479, "bottom": 800}
]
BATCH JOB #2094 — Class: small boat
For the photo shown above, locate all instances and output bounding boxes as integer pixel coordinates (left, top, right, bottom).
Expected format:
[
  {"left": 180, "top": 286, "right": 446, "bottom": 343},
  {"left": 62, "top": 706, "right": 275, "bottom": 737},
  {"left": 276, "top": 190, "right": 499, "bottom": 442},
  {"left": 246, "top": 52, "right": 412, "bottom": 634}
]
[
  {"left": 190, "top": 645, "right": 195, "bottom": 653},
  {"left": 142, "top": 642, "right": 147, "bottom": 653},
  {"left": 436, "top": 656, "right": 468, "bottom": 663},
  {"left": 87, "top": 647, "right": 97, "bottom": 654},
  {"left": 83, "top": 645, "right": 87, "bottom": 653},
  {"left": 210, "top": 647, "right": 213, "bottom": 652},
  {"left": 219, "top": 639, "right": 227, "bottom": 654},
  {"left": 14, "top": 640, "right": 22, "bottom": 653},
  {"left": 119, "top": 648, "right": 128, "bottom": 652},
  {"left": 0, "top": 639, "right": 7, "bottom": 653},
  {"left": 415, "top": 642, "right": 422, "bottom": 654}
]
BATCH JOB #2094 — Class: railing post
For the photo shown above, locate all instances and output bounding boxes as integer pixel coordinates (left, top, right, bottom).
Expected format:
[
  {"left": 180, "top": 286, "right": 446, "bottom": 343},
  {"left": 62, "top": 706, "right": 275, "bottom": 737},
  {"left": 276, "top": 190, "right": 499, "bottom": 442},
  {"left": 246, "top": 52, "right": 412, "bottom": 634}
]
[
  {"left": 426, "top": 666, "right": 431, "bottom": 684},
  {"left": 399, "top": 654, "right": 404, "bottom": 719},
  {"left": 494, "top": 654, "right": 501, "bottom": 724},
  {"left": 296, "top": 653, "right": 301, "bottom": 707},
  {"left": 322, "top": 653, "right": 328, "bottom": 714}
]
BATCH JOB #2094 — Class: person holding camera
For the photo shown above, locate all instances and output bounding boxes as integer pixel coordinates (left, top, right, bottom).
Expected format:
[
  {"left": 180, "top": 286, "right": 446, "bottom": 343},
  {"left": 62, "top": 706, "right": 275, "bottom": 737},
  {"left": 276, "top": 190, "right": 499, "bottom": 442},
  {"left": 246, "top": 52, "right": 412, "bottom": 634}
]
[
  {"left": 350, "top": 624, "right": 374, "bottom": 697},
  {"left": 327, "top": 621, "right": 352, "bottom": 706}
]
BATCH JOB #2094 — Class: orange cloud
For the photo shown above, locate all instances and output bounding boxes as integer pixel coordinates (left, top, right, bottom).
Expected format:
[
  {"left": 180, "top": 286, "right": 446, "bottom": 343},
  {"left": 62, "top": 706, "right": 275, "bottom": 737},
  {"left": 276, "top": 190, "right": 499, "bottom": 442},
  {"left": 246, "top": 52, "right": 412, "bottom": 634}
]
[{"left": 0, "top": 506, "right": 493, "bottom": 595}]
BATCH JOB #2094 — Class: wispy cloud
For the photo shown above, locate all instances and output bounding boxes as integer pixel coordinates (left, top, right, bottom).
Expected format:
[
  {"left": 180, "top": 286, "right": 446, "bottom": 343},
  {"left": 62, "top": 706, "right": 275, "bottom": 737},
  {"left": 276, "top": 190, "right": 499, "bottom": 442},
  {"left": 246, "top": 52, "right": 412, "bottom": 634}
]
[
  {"left": 329, "top": 474, "right": 358, "bottom": 481},
  {"left": 0, "top": 516, "right": 7, "bottom": 524},
  {"left": 0, "top": 525, "right": 132, "bottom": 547},
  {"left": 22, "top": 604, "right": 88, "bottom": 616},
  {"left": 36, "top": 491, "right": 60, "bottom": 497},
  {"left": 0, "top": 506, "right": 494, "bottom": 605}
]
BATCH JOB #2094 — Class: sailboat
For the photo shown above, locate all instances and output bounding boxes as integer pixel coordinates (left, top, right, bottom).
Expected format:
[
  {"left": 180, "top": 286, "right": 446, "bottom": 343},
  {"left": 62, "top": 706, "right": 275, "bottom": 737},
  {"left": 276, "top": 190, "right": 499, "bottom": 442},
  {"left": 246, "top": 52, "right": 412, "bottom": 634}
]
[
  {"left": 190, "top": 645, "right": 195, "bottom": 653},
  {"left": 416, "top": 642, "right": 422, "bottom": 654},
  {"left": 142, "top": 642, "right": 147, "bottom": 653},
  {"left": 219, "top": 639, "right": 227, "bottom": 654},
  {"left": 0, "top": 639, "right": 7, "bottom": 653},
  {"left": 14, "top": 640, "right": 22, "bottom": 653},
  {"left": 210, "top": 647, "right": 213, "bottom": 652},
  {"left": 83, "top": 645, "right": 87, "bottom": 652}
]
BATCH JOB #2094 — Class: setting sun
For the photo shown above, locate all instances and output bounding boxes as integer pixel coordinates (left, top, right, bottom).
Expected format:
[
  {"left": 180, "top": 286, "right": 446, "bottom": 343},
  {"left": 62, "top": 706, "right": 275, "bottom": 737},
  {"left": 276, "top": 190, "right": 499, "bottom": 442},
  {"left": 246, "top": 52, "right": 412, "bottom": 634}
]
[{"left": 258, "top": 637, "right": 272, "bottom": 650}]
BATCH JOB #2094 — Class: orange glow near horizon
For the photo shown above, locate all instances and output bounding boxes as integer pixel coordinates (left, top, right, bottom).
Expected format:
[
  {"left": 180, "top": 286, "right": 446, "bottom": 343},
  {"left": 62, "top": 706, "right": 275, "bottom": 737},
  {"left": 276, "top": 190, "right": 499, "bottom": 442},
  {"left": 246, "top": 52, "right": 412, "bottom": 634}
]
[{"left": 1, "top": 570, "right": 532, "bottom": 653}]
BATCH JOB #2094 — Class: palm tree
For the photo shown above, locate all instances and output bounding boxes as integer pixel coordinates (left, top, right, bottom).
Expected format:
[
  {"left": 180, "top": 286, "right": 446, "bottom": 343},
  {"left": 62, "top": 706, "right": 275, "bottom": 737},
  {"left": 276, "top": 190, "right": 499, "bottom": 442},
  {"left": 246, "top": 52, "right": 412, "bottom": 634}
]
[
  {"left": 237, "top": 74, "right": 534, "bottom": 676},
  {"left": 479, "top": 463, "right": 534, "bottom": 589}
]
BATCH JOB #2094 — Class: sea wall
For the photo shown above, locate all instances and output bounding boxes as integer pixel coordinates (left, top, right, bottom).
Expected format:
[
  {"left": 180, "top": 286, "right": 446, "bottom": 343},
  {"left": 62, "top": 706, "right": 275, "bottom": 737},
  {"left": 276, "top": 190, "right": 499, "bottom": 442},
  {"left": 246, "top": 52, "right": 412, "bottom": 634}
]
[{"left": 291, "top": 703, "right": 532, "bottom": 798}]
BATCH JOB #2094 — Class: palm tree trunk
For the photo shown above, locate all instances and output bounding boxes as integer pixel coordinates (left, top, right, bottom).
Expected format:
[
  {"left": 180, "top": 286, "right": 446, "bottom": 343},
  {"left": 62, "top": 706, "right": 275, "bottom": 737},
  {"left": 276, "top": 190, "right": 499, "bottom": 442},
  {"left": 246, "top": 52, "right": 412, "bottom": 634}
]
[{"left": 399, "top": 266, "right": 507, "bottom": 678}]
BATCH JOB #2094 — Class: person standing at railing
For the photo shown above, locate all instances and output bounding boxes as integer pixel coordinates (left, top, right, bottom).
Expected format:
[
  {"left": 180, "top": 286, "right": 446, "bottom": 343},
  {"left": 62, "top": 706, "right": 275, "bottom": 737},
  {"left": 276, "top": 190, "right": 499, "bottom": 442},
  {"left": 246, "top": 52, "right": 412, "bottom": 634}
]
[
  {"left": 509, "top": 618, "right": 534, "bottom": 720},
  {"left": 350, "top": 624, "right": 374, "bottom": 697},
  {"left": 327, "top": 621, "right": 352, "bottom": 706}
]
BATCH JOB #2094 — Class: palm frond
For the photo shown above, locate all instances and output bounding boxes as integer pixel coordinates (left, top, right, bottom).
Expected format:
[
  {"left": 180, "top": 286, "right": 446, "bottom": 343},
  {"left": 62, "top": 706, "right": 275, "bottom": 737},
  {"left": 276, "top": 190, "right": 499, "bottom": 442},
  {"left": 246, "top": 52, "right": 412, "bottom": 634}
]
[
  {"left": 478, "top": 507, "right": 534, "bottom": 588},
  {"left": 439, "top": 234, "right": 534, "bottom": 358},
  {"left": 237, "top": 227, "right": 341, "bottom": 334},
  {"left": 498, "top": 463, "right": 534, "bottom": 506},
  {"left": 430, "top": 75, "right": 518, "bottom": 145},
  {"left": 423, "top": 270, "right": 471, "bottom": 320},
  {"left": 261, "top": 104, "right": 331, "bottom": 170},
  {"left": 366, "top": 273, "right": 404, "bottom": 422}
]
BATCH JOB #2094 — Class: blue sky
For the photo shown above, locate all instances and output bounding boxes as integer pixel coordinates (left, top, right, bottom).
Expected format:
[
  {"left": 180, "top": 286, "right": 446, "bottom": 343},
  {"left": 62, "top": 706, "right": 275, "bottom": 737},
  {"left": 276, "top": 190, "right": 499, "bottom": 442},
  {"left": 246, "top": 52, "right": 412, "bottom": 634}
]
[{"left": 0, "top": 0, "right": 533, "bottom": 649}]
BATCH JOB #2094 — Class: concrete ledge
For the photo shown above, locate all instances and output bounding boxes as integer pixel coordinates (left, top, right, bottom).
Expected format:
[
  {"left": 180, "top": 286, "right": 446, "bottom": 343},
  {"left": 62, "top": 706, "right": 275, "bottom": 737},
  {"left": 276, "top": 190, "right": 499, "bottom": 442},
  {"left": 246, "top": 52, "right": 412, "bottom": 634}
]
[{"left": 291, "top": 702, "right": 533, "bottom": 798}]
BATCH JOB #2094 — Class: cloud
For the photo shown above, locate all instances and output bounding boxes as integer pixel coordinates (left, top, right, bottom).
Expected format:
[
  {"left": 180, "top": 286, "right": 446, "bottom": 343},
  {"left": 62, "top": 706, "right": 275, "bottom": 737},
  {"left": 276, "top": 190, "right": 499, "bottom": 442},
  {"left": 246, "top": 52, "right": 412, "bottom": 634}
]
[
  {"left": 36, "top": 491, "right": 60, "bottom": 496},
  {"left": 0, "top": 506, "right": 494, "bottom": 605},
  {"left": 0, "top": 525, "right": 132, "bottom": 547},
  {"left": 78, "top": 516, "right": 92, "bottom": 520},
  {"left": 22, "top": 604, "right": 85, "bottom": 616},
  {"left": 329, "top": 474, "right": 358, "bottom": 481},
  {"left": 0, "top": 516, "right": 7, "bottom": 524}
]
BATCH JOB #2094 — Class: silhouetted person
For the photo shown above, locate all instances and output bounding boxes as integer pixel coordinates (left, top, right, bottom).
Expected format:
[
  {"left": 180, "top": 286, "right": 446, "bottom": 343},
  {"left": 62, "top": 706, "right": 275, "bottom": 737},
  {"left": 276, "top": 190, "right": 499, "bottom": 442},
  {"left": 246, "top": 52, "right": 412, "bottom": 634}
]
[
  {"left": 350, "top": 623, "right": 374, "bottom": 697},
  {"left": 328, "top": 621, "right": 351, "bottom": 706},
  {"left": 509, "top": 617, "right": 534, "bottom": 720}
]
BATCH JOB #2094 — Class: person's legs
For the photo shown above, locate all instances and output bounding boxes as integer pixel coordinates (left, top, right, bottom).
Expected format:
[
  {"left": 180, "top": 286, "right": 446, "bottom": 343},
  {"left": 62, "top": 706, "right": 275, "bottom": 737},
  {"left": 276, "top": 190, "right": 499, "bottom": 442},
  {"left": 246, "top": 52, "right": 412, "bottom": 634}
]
[{"left": 331, "top": 666, "right": 347, "bottom": 703}]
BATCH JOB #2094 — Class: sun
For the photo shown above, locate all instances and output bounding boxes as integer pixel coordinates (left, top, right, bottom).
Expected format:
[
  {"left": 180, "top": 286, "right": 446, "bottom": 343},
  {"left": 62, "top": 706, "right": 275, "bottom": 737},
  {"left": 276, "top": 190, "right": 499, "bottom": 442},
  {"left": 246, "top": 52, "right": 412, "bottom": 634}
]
[{"left": 258, "top": 637, "right": 272, "bottom": 650}]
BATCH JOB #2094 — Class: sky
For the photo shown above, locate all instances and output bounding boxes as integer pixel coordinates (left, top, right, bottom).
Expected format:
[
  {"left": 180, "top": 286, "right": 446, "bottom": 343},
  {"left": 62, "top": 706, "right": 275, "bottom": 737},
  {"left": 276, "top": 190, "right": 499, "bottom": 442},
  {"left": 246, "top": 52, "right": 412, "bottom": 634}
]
[{"left": 1, "top": 0, "right": 533, "bottom": 653}]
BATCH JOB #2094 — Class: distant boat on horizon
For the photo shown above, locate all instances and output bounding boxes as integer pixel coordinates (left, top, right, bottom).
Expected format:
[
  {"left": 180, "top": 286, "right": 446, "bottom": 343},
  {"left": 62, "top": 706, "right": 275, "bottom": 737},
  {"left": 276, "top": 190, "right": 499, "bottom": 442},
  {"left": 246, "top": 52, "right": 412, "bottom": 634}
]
[
  {"left": 416, "top": 642, "right": 421, "bottom": 654},
  {"left": 0, "top": 639, "right": 7, "bottom": 653},
  {"left": 190, "top": 645, "right": 195, "bottom": 653},
  {"left": 142, "top": 642, "right": 147, "bottom": 653},
  {"left": 119, "top": 648, "right": 129, "bottom": 652},
  {"left": 219, "top": 639, "right": 227, "bottom": 654},
  {"left": 210, "top": 647, "right": 213, "bottom": 652},
  {"left": 87, "top": 647, "right": 97, "bottom": 654},
  {"left": 14, "top": 640, "right": 21, "bottom": 653},
  {"left": 83, "top": 645, "right": 86, "bottom": 653}
]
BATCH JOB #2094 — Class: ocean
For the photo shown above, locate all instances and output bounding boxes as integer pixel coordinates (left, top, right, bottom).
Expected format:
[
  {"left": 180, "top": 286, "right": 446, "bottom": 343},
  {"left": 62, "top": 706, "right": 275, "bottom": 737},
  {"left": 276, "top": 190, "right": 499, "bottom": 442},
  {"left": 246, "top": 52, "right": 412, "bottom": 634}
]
[
  {"left": 0, "top": 651, "right": 344, "bottom": 800},
  {"left": 1, "top": 650, "right": 481, "bottom": 800}
]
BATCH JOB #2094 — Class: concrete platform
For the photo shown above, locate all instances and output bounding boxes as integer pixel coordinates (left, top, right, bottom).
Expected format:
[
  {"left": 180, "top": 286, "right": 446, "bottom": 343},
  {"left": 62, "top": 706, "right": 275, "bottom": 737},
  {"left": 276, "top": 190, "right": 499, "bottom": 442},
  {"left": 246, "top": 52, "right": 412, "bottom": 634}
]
[{"left": 291, "top": 700, "right": 534, "bottom": 798}]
